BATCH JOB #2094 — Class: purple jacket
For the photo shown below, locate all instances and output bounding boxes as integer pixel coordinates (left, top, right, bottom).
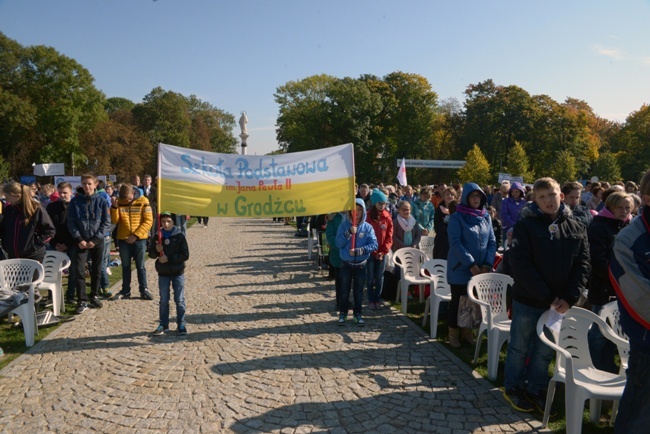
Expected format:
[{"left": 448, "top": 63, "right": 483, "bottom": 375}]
[{"left": 501, "top": 182, "right": 526, "bottom": 230}]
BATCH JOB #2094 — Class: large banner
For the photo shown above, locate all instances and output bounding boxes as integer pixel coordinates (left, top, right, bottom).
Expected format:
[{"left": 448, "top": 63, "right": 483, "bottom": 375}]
[{"left": 158, "top": 143, "right": 356, "bottom": 218}]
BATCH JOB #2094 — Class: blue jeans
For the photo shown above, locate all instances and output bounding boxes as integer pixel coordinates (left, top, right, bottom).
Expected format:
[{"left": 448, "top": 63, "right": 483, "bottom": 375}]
[
  {"left": 99, "top": 236, "right": 111, "bottom": 290},
  {"left": 366, "top": 255, "right": 386, "bottom": 304},
  {"left": 338, "top": 262, "right": 366, "bottom": 316},
  {"left": 158, "top": 274, "right": 186, "bottom": 327},
  {"left": 588, "top": 304, "right": 618, "bottom": 374},
  {"left": 615, "top": 348, "right": 650, "bottom": 433},
  {"left": 504, "top": 300, "right": 555, "bottom": 395},
  {"left": 65, "top": 246, "right": 78, "bottom": 300},
  {"left": 118, "top": 239, "right": 148, "bottom": 295}
]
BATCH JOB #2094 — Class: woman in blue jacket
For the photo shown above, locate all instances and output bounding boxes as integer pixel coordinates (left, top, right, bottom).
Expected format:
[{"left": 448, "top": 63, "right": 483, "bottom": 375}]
[
  {"left": 336, "top": 199, "right": 378, "bottom": 327},
  {"left": 446, "top": 183, "right": 497, "bottom": 347}
]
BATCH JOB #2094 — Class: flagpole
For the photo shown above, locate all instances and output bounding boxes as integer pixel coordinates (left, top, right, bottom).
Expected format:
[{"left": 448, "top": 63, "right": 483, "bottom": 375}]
[
  {"left": 156, "top": 143, "right": 163, "bottom": 248},
  {"left": 350, "top": 144, "right": 357, "bottom": 250}
]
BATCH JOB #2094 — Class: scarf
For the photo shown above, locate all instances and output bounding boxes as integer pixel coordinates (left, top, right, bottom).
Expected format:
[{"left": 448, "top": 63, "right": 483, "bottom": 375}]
[
  {"left": 456, "top": 204, "right": 487, "bottom": 218},
  {"left": 397, "top": 214, "right": 416, "bottom": 232}
]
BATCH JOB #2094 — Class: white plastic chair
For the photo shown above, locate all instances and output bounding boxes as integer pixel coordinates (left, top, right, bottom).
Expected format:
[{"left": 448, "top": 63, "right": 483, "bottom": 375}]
[
  {"left": 418, "top": 235, "right": 435, "bottom": 260},
  {"left": 537, "top": 307, "right": 628, "bottom": 433},
  {"left": 598, "top": 301, "right": 629, "bottom": 373},
  {"left": 0, "top": 259, "right": 45, "bottom": 347},
  {"left": 421, "top": 259, "right": 451, "bottom": 339},
  {"left": 393, "top": 247, "right": 429, "bottom": 314},
  {"left": 466, "top": 273, "right": 513, "bottom": 381},
  {"left": 39, "top": 251, "right": 71, "bottom": 316}
]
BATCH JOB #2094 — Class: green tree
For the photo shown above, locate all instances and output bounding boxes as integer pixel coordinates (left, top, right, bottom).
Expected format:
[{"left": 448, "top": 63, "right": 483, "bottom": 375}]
[
  {"left": 611, "top": 104, "right": 650, "bottom": 181},
  {"left": 105, "top": 97, "right": 135, "bottom": 114},
  {"left": 0, "top": 32, "right": 107, "bottom": 176},
  {"left": 186, "top": 95, "right": 237, "bottom": 153},
  {"left": 132, "top": 87, "right": 192, "bottom": 148},
  {"left": 0, "top": 154, "right": 11, "bottom": 182},
  {"left": 549, "top": 150, "right": 577, "bottom": 184},
  {"left": 504, "top": 141, "right": 534, "bottom": 182},
  {"left": 457, "top": 144, "right": 491, "bottom": 185},
  {"left": 591, "top": 151, "right": 622, "bottom": 183}
]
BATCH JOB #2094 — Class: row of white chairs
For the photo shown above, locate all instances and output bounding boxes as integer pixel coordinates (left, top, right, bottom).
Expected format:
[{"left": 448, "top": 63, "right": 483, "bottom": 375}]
[
  {"left": 1, "top": 251, "right": 71, "bottom": 347},
  {"left": 408, "top": 249, "right": 629, "bottom": 434}
]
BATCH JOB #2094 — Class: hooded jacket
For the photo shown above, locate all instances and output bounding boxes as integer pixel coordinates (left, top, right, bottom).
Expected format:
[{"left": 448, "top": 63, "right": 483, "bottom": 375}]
[
  {"left": 510, "top": 202, "right": 590, "bottom": 309},
  {"left": 446, "top": 183, "right": 497, "bottom": 285},
  {"left": 587, "top": 208, "right": 629, "bottom": 306},
  {"left": 46, "top": 199, "right": 76, "bottom": 250},
  {"left": 366, "top": 206, "right": 393, "bottom": 258},
  {"left": 67, "top": 190, "right": 112, "bottom": 245},
  {"left": 501, "top": 182, "right": 527, "bottom": 230},
  {"left": 0, "top": 202, "right": 55, "bottom": 260},
  {"left": 610, "top": 205, "right": 650, "bottom": 354},
  {"left": 325, "top": 212, "right": 344, "bottom": 268},
  {"left": 111, "top": 189, "right": 153, "bottom": 240},
  {"left": 336, "top": 199, "right": 378, "bottom": 264},
  {"left": 147, "top": 225, "right": 189, "bottom": 276}
]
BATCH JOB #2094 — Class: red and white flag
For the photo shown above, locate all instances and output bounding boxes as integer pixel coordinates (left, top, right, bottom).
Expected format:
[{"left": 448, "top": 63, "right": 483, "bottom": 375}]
[{"left": 396, "top": 158, "right": 408, "bottom": 186}]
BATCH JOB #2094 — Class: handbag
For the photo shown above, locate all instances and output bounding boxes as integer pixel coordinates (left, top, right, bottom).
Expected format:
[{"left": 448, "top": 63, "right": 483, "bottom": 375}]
[{"left": 457, "top": 295, "right": 482, "bottom": 329}]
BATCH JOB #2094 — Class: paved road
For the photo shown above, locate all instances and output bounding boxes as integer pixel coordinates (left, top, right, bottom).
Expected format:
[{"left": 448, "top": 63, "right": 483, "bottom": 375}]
[{"left": 0, "top": 219, "right": 546, "bottom": 433}]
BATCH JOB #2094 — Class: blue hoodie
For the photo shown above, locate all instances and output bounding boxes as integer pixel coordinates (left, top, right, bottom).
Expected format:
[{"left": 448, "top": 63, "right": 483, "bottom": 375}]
[
  {"left": 446, "top": 183, "right": 497, "bottom": 285},
  {"left": 501, "top": 181, "right": 527, "bottom": 230},
  {"left": 336, "top": 198, "right": 378, "bottom": 264}
]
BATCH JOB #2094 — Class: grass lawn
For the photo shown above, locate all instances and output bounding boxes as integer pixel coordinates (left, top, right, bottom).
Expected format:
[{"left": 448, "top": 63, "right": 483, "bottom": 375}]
[{"left": 392, "top": 294, "right": 618, "bottom": 434}]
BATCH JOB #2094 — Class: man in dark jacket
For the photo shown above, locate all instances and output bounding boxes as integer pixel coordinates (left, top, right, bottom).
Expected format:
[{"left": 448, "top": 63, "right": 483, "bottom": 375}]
[
  {"left": 47, "top": 182, "right": 78, "bottom": 301},
  {"left": 148, "top": 212, "right": 190, "bottom": 336},
  {"left": 67, "top": 174, "right": 111, "bottom": 314},
  {"left": 503, "top": 177, "right": 591, "bottom": 414}
]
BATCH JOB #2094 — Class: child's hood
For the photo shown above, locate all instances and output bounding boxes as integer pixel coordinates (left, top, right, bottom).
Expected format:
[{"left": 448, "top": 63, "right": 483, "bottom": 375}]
[
  {"left": 347, "top": 198, "right": 367, "bottom": 223},
  {"left": 459, "top": 182, "right": 487, "bottom": 208},
  {"left": 508, "top": 182, "right": 526, "bottom": 199}
]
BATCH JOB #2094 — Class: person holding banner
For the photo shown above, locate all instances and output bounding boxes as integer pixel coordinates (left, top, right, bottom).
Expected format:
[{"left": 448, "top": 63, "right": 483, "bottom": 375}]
[{"left": 336, "top": 199, "right": 378, "bottom": 326}]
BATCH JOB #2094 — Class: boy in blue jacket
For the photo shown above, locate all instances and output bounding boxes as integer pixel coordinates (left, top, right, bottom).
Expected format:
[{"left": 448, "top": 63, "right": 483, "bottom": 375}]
[
  {"left": 335, "top": 199, "right": 378, "bottom": 326},
  {"left": 67, "top": 174, "right": 112, "bottom": 314}
]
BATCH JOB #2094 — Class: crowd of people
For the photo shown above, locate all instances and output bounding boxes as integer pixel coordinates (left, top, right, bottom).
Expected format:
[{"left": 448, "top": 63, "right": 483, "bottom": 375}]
[
  {"left": 306, "top": 172, "right": 650, "bottom": 430},
  {"left": 1, "top": 169, "right": 649, "bottom": 430},
  {"left": 0, "top": 173, "right": 190, "bottom": 344}
]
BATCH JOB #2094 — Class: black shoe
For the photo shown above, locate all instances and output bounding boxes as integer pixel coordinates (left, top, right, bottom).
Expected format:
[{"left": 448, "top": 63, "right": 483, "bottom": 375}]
[
  {"left": 140, "top": 289, "right": 154, "bottom": 300},
  {"left": 503, "top": 388, "right": 534, "bottom": 413},
  {"left": 112, "top": 292, "right": 130, "bottom": 300},
  {"left": 152, "top": 324, "right": 169, "bottom": 336},
  {"left": 525, "top": 390, "right": 558, "bottom": 418},
  {"left": 89, "top": 296, "right": 103, "bottom": 309},
  {"left": 75, "top": 302, "right": 89, "bottom": 315}
]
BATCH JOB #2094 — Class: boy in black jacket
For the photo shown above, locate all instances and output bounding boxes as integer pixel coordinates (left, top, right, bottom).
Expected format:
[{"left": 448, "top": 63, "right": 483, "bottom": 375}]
[
  {"left": 503, "top": 177, "right": 591, "bottom": 415},
  {"left": 148, "top": 212, "right": 190, "bottom": 336}
]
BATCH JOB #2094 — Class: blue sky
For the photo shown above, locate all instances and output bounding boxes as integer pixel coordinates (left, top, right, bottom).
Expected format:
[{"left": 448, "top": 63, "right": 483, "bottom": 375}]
[{"left": 1, "top": 0, "right": 649, "bottom": 155}]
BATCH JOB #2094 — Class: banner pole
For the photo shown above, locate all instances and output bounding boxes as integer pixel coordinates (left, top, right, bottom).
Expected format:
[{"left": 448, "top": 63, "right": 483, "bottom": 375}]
[{"left": 156, "top": 143, "right": 163, "bottom": 251}]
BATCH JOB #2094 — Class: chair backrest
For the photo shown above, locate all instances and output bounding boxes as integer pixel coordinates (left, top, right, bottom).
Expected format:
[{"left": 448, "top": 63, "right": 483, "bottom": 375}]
[
  {"left": 466, "top": 273, "right": 513, "bottom": 326},
  {"left": 599, "top": 301, "right": 629, "bottom": 369},
  {"left": 42, "top": 251, "right": 71, "bottom": 284},
  {"left": 599, "top": 301, "right": 628, "bottom": 340},
  {"left": 537, "top": 307, "right": 630, "bottom": 380},
  {"left": 393, "top": 247, "right": 427, "bottom": 278},
  {"left": 0, "top": 259, "right": 45, "bottom": 289},
  {"left": 418, "top": 236, "right": 435, "bottom": 259},
  {"left": 421, "top": 259, "right": 450, "bottom": 297}
]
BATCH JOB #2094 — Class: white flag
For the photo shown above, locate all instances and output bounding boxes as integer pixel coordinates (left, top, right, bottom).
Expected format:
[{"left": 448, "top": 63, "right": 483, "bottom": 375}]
[{"left": 396, "top": 158, "right": 408, "bottom": 186}]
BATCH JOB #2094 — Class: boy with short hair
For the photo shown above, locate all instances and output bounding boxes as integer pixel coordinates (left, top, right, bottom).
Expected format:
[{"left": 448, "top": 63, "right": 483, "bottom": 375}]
[
  {"left": 148, "top": 212, "right": 190, "bottom": 335},
  {"left": 67, "top": 174, "right": 112, "bottom": 314},
  {"left": 503, "top": 177, "right": 591, "bottom": 414}
]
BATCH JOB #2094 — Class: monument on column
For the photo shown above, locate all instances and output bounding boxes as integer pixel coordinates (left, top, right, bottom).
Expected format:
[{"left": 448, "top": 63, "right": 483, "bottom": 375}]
[{"left": 239, "top": 111, "right": 249, "bottom": 155}]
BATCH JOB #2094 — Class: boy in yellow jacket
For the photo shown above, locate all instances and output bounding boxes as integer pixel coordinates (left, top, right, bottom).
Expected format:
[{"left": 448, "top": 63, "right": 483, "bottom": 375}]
[{"left": 111, "top": 184, "right": 154, "bottom": 300}]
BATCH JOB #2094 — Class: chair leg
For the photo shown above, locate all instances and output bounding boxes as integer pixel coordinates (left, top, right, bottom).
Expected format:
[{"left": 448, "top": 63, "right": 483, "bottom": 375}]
[
  {"left": 589, "top": 398, "right": 601, "bottom": 423},
  {"left": 422, "top": 298, "right": 430, "bottom": 327},
  {"left": 542, "top": 380, "right": 557, "bottom": 428},
  {"left": 472, "top": 330, "right": 484, "bottom": 364},
  {"left": 401, "top": 281, "right": 408, "bottom": 315},
  {"left": 611, "top": 400, "right": 619, "bottom": 425},
  {"left": 486, "top": 335, "right": 501, "bottom": 381},
  {"left": 396, "top": 280, "right": 401, "bottom": 303},
  {"left": 431, "top": 300, "right": 440, "bottom": 339},
  {"left": 564, "top": 386, "right": 587, "bottom": 434}
]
